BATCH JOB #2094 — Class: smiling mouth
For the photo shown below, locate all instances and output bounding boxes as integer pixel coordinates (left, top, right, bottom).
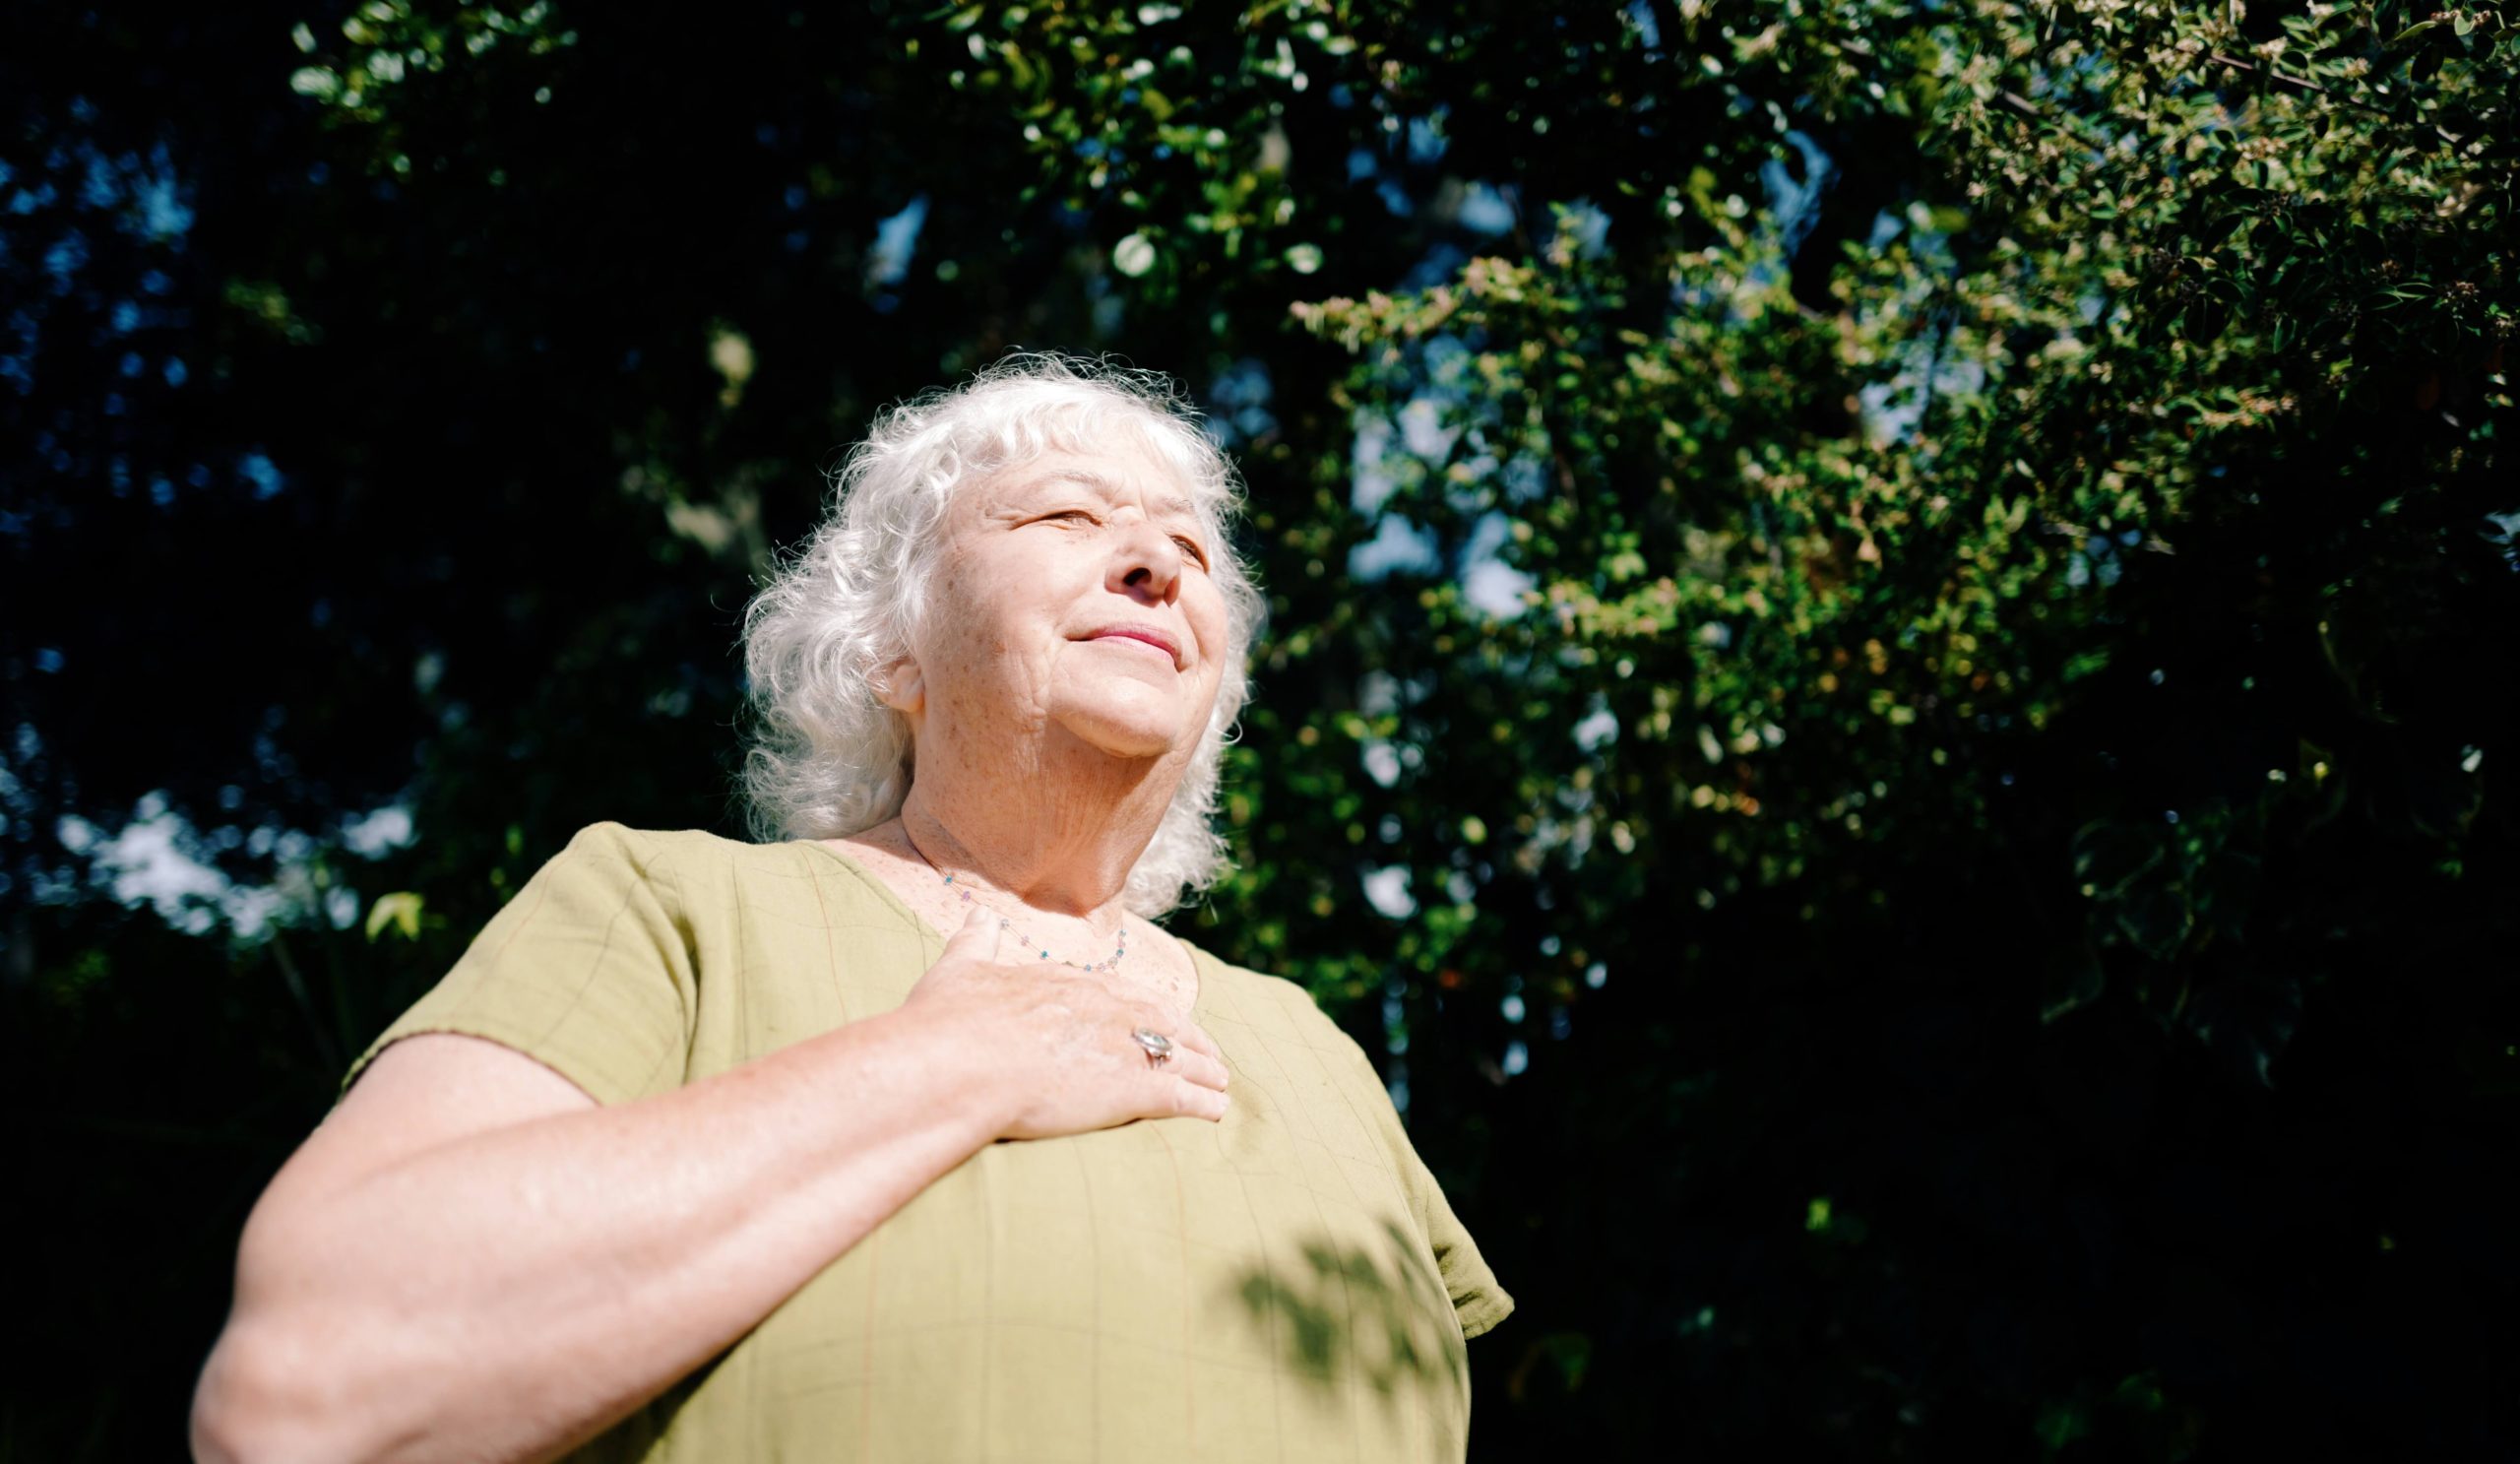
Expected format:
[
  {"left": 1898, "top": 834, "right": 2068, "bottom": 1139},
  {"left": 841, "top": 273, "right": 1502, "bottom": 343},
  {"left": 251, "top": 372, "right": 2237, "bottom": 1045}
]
[{"left": 1081, "top": 628, "right": 1180, "bottom": 666}]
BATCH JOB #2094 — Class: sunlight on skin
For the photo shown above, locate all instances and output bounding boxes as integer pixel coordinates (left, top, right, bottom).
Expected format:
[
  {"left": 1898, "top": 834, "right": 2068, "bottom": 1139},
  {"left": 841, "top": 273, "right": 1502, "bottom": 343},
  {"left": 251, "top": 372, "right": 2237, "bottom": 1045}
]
[{"left": 845, "top": 439, "right": 1232, "bottom": 980}]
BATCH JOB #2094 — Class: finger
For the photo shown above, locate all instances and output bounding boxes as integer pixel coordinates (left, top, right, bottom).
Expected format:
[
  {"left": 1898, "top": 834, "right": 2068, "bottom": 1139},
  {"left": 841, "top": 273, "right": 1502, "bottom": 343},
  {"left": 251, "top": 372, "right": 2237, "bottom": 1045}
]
[
  {"left": 1161, "top": 1048, "right": 1230, "bottom": 1093},
  {"left": 946, "top": 905, "right": 1003, "bottom": 962},
  {"left": 1160, "top": 1075, "right": 1229, "bottom": 1122},
  {"left": 1169, "top": 1021, "right": 1226, "bottom": 1064},
  {"left": 1131, "top": 1016, "right": 1223, "bottom": 1067}
]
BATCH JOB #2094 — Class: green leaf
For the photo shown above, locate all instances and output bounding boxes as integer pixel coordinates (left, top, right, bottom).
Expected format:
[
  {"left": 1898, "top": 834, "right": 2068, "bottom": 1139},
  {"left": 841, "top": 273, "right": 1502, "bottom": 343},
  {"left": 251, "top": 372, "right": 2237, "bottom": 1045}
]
[{"left": 363, "top": 891, "right": 426, "bottom": 943}]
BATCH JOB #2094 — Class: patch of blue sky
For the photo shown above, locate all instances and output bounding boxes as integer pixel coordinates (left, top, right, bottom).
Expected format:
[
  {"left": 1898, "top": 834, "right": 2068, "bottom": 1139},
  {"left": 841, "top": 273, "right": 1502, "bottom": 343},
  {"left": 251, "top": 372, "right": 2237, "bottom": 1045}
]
[
  {"left": 1356, "top": 668, "right": 1428, "bottom": 718},
  {"left": 865, "top": 193, "right": 928, "bottom": 287},
  {"left": 1361, "top": 864, "right": 1416, "bottom": 919},
  {"left": 54, "top": 795, "right": 280, "bottom": 937},
  {"left": 237, "top": 451, "right": 284, "bottom": 499},
  {"left": 1556, "top": 198, "right": 1612, "bottom": 259},
  {"left": 1900, "top": 200, "right": 1963, "bottom": 271},
  {"left": 1407, "top": 109, "right": 1449, "bottom": 164},
  {"left": 1205, "top": 356, "right": 1277, "bottom": 446},
  {"left": 1844, "top": 197, "right": 1989, "bottom": 444},
  {"left": 81, "top": 150, "right": 121, "bottom": 208},
  {"left": 1420, "top": 327, "right": 1475, "bottom": 383},
  {"left": 58, "top": 137, "right": 195, "bottom": 240},
  {"left": 1760, "top": 131, "right": 1834, "bottom": 258},
  {"left": 1572, "top": 699, "right": 1619, "bottom": 752},
  {"left": 137, "top": 158, "right": 198, "bottom": 238},
  {"left": 1454, "top": 182, "right": 1516, "bottom": 235},
  {"left": 1349, "top": 417, "right": 1535, "bottom": 615},
  {"left": 1625, "top": 0, "right": 1663, "bottom": 51},
  {"left": 1460, "top": 510, "right": 1535, "bottom": 618},
  {"left": 43, "top": 228, "right": 89, "bottom": 291},
  {"left": 1349, "top": 410, "right": 1398, "bottom": 513},
  {"left": 342, "top": 802, "right": 417, "bottom": 858},
  {"left": 50, "top": 787, "right": 417, "bottom": 939},
  {"left": 1860, "top": 354, "right": 1985, "bottom": 445},
  {"left": 1397, "top": 394, "right": 1458, "bottom": 462},
  {"left": 1350, "top": 513, "right": 1442, "bottom": 580},
  {"left": 1501, "top": 453, "right": 1548, "bottom": 504}
]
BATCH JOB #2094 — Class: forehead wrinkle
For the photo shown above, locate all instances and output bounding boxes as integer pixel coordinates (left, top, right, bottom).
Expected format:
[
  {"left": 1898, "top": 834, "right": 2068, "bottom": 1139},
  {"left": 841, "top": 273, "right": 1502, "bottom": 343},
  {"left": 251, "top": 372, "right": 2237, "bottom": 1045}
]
[{"left": 1006, "top": 466, "right": 1202, "bottom": 522}]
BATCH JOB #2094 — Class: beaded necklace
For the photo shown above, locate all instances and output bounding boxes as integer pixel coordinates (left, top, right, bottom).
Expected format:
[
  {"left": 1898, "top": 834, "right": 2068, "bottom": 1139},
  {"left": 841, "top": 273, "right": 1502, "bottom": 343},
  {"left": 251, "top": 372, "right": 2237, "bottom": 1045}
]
[{"left": 907, "top": 837, "right": 1129, "bottom": 974}]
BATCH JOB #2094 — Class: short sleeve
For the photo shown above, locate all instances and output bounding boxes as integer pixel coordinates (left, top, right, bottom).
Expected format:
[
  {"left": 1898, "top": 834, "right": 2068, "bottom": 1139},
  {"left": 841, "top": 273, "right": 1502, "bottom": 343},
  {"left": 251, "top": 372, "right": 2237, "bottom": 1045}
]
[
  {"left": 336, "top": 822, "right": 699, "bottom": 1110},
  {"left": 1309, "top": 1009, "right": 1517, "bottom": 1341},
  {"left": 1412, "top": 1151, "right": 1515, "bottom": 1339}
]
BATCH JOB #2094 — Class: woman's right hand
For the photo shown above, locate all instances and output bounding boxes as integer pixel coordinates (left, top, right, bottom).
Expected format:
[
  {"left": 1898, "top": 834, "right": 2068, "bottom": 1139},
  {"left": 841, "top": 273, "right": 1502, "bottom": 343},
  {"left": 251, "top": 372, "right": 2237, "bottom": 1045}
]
[{"left": 899, "top": 909, "right": 1232, "bottom": 1139}]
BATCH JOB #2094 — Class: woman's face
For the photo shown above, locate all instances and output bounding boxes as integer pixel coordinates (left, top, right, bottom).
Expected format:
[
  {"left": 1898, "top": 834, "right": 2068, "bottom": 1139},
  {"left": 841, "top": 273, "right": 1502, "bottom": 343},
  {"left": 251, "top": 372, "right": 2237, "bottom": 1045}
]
[{"left": 898, "top": 434, "right": 1229, "bottom": 767}]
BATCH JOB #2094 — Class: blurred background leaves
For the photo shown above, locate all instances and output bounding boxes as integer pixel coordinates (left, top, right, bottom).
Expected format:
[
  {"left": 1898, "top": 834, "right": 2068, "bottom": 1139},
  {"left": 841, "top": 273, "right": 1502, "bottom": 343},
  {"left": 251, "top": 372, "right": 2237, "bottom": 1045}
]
[{"left": 3, "top": 0, "right": 2514, "bottom": 1457}]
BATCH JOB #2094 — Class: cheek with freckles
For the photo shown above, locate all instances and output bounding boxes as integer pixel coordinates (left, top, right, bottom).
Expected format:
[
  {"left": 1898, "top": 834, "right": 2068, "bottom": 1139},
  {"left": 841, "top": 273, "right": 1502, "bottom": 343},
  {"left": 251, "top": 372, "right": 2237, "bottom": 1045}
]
[{"left": 914, "top": 548, "right": 1061, "bottom": 724}]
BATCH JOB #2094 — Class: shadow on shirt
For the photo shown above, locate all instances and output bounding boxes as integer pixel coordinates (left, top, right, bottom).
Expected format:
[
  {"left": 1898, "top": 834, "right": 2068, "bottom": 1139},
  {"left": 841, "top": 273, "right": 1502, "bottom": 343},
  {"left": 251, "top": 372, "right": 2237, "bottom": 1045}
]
[{"left": 1228, "top": 1219, "right": 1467, "bottom": 1398}]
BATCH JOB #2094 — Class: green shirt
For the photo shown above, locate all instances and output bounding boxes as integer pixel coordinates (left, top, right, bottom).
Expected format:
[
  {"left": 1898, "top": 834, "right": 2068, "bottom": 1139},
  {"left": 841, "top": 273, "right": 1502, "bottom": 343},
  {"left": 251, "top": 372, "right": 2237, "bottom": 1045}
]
[{"left": 340, "top": 822, "right": 1513, "bottom": 1462}]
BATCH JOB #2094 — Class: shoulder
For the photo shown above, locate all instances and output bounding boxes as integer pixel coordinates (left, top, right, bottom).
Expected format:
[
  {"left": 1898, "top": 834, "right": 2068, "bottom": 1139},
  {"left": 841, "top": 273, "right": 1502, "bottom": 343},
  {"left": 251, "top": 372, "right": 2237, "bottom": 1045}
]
[
  {"left": 1179, "top": 939, "right": 1318, "bottom": 1017},
  {"left": 1180, "top": 940, "right": 1385, "bottom": 1084},
  {"left": 556, "top": 821, "right": 744, "bottom": 863},
  {"left": 552, "top": 822, "right": 840, "bottom": 875},
  {"left": 533, "top": 823, "right": 809, "bottom": 907},
  {"left": 546, "top": 824, "right": 920, "bottom": 930},
  {"left": 527, "top": 823, "right": 718, "bottom": 902}
]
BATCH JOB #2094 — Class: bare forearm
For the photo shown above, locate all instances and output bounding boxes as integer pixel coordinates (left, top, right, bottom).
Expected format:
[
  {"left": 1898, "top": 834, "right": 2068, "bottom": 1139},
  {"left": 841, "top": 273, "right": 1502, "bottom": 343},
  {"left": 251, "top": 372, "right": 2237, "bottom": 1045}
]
[{"left": 197, "top": 1008, "right": 1002, "bottom": 1464}]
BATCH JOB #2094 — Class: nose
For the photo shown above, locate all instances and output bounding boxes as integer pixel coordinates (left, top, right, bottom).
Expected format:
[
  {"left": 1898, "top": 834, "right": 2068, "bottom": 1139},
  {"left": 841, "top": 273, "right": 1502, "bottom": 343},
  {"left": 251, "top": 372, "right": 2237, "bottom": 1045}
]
[{"left": 1108, "top": 518, "right": 1183, "bottom": 605}]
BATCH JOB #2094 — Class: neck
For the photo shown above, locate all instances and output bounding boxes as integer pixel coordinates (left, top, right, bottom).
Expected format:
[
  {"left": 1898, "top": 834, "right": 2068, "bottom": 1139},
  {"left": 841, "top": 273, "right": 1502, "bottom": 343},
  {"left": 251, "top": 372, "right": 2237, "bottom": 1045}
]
[{"left": 895, "top": 724, "right": 1178, "bottom": 925}]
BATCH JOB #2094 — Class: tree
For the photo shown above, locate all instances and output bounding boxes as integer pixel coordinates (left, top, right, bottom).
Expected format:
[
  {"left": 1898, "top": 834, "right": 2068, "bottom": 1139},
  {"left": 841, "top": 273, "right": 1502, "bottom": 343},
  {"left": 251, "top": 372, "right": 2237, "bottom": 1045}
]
[{"left": 3, "top": 1, "right": 2511, "bottom": 1457}]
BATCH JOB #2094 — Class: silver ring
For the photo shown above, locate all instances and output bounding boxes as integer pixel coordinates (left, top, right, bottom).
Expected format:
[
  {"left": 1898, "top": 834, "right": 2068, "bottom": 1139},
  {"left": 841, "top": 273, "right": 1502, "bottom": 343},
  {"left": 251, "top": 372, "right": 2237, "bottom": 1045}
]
[{"left": 1131, "top": 1027, "right": 1175, "bottom": 1064}]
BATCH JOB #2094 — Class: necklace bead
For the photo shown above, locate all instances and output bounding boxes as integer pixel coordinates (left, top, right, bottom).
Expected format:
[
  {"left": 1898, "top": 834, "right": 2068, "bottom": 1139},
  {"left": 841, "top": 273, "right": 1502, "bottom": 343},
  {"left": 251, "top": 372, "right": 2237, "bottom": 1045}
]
[{"left": 935, "top": 870, "right": 1127, "bottom": 974}]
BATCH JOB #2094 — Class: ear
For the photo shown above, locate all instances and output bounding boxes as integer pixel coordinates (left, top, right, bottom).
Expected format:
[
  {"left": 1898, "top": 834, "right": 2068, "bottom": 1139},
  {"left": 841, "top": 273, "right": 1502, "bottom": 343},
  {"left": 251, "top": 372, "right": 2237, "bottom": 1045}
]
[{"left": 872, "top": 657, "right": 926, "bottom": 716}]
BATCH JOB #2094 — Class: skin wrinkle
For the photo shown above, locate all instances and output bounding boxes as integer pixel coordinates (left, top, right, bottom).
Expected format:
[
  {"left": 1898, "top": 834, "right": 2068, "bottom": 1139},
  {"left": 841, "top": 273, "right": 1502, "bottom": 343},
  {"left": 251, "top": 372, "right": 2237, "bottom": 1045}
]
[{"left": 834, "top": 437, "right": 1229, "bottom": 1013}]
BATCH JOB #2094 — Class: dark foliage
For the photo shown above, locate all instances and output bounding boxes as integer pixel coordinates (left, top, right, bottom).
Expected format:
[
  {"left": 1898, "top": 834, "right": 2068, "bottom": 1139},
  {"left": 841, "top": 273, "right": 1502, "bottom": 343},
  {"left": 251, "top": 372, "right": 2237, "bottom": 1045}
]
[{"left": 3, "top": 2, "right": 2513, "bottom": 1458}]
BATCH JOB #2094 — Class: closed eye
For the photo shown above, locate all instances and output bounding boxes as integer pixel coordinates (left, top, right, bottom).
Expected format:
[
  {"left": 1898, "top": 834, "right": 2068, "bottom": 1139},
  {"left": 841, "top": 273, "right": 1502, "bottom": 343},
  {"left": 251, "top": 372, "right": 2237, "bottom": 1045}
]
[{"left": 1026, "top": 509, "right": 1206, "bottom": 566}]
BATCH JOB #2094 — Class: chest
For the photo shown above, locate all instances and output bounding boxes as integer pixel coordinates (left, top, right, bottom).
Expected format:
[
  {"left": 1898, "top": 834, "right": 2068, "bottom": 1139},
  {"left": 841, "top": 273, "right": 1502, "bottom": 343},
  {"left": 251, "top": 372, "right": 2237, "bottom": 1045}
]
[
  {"left": 730, "top": 1064, "right": 1467, "bottom": 1462},
  {"left": 650, "top": 863, "right": 1474, "bottom": 1460}
]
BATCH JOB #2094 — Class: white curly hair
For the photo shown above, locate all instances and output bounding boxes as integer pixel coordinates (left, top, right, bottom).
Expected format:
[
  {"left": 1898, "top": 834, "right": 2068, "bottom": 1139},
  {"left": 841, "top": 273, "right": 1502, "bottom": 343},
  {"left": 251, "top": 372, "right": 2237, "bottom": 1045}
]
[{"left": 736, "top": 351, "right": 1267, "bottom": 917}]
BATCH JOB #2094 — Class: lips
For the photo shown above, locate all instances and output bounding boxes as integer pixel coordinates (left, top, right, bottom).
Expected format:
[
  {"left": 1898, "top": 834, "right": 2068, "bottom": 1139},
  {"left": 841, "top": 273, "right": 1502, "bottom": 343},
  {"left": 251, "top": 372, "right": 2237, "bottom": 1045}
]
[{"left": 1081, "top": 624, "right": 1181, "bottom": 667}]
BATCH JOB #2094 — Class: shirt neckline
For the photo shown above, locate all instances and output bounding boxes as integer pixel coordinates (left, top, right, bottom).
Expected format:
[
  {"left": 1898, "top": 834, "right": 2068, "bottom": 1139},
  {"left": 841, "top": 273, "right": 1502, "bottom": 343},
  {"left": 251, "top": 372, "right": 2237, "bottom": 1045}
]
[{"left": 787, "top": 836, "right": 1214, "bottom": 1018}]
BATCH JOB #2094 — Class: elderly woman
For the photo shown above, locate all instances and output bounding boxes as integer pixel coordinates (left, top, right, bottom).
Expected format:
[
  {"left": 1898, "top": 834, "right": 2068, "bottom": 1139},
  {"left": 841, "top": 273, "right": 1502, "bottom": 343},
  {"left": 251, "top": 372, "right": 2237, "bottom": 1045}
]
[{"left": 190, "top": 354, "right": 1510, "bottom": 1463}]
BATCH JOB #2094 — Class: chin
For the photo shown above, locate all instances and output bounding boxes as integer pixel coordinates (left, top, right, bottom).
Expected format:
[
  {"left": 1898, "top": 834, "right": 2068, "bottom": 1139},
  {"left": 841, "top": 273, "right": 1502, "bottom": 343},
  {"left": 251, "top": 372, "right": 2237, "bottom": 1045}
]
[
  {"left": 1049, "top": 682, "right": 1204, "bottom": 761},
  {"left": 1053, "top": 710, "right": 1189, "bottom": 761}
]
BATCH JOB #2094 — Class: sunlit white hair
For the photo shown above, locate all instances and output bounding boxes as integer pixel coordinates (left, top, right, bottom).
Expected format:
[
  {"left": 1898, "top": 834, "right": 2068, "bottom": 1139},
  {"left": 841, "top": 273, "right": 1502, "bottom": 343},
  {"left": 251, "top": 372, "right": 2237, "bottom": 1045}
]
[{"left": 737, "top": 351, "right": 1266, "bottom": 916}]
